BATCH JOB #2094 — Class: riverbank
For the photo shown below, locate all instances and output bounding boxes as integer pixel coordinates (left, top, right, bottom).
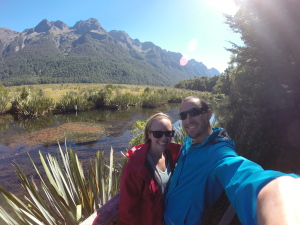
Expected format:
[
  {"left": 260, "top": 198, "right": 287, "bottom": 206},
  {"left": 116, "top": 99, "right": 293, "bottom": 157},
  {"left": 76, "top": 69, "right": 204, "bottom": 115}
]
[{"left": 0, "top": 83, "right": 215, "bottom": 117}]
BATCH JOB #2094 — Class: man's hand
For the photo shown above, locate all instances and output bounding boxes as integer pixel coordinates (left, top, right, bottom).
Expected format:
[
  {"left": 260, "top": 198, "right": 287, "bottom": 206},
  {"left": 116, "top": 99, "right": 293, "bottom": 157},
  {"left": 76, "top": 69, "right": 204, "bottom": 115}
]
[{"left": 257, "top": 176, "right": 300, "bottom": 225}]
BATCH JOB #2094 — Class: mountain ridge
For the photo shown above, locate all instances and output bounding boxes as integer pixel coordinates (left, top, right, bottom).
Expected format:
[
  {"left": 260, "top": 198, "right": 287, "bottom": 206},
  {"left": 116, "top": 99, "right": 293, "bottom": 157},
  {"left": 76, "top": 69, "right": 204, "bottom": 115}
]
[{"left": 0, "top": 18, "right": 220, "bottom": 86}]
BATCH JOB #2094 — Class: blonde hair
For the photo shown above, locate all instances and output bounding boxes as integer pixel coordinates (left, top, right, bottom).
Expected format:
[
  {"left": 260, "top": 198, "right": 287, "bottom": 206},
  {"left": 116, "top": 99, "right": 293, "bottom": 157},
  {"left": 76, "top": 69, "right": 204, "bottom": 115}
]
[{"left": 143, "top": 112, "right": 172, "bottom": 143}]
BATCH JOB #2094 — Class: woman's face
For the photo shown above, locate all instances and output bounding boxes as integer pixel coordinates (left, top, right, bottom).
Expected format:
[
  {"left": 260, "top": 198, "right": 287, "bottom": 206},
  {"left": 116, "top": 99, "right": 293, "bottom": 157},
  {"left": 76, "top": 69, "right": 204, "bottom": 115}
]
[{"left": 149, "top": 118, "right": 173, "bottom": 152}]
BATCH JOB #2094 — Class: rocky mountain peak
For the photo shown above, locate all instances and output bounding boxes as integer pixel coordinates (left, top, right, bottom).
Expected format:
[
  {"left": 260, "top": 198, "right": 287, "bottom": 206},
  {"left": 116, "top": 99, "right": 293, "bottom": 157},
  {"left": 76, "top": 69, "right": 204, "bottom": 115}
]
[
  {"left": 53, "top": 20, "right": 69, "bottom": 30},
  {"left": 109, "top": 30, "right": 133, "bottom": 44},
  {"left": 34, "top": 19, "right": 52, "bottom": 33},
  {"left": 0, "top": 18, "right": 219, "bottom": 86},
  {"left": 0, "top": 28, "right": 19, "bottom": 44},
  {"left": 109, "top": 30, "right": 142, "bottom": 48},
  {"left": 209, "top": 67, "right": 221, "bottom": 75},
  {"left": 0, "top": 28, "right": 19, "bottom": 37},
  {"left": 34, "top": 19, "right": 69, "bottom": 33},
  {"left": 72, "top": 18, "right": 104, "bottom": 34}
]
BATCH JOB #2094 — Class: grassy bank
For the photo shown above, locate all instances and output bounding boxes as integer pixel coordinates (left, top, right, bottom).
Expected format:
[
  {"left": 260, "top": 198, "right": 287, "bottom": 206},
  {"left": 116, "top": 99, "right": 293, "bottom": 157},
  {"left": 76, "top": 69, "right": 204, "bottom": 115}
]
[{"left": 0, "top": 83, "right": 215, "bottom": 117}]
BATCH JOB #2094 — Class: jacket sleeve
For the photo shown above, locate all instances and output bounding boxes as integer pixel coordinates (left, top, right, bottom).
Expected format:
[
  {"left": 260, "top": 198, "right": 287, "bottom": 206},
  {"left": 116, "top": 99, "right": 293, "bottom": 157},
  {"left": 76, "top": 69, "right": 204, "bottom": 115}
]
[
  {"left": 119, "top": 166, "right": 144, "bottom": 225},
  {"left": 209, "top": 142, "right": 299, "bottom": 225}
]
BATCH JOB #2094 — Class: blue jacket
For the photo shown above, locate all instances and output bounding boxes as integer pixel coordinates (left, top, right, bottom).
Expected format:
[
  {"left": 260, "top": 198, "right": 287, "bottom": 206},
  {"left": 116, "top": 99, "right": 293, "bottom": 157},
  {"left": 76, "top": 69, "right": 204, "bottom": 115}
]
[{"left": 164, "top": 127, "right": 298, "bottom": 225}]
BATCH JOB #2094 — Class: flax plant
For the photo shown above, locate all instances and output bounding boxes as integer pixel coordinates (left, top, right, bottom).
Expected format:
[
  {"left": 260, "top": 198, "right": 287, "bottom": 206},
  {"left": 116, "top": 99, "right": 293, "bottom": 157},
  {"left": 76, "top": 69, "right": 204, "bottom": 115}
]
[
  {"left": 0, "top": 142, "right": 122, "bottom": 225},
  {"left": 173, "top": 123, "right": 187, "bottom": 145}
]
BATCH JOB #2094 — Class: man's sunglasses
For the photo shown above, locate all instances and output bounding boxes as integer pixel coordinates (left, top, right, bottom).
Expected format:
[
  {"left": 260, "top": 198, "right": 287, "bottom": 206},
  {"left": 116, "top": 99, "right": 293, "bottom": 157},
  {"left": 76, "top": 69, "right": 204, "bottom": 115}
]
[
  {"left": 178, "top": 107, "right": 207, "bottom": 120},
  {"left": 150, "top": 130, "right": 175, "bottom": 138}
]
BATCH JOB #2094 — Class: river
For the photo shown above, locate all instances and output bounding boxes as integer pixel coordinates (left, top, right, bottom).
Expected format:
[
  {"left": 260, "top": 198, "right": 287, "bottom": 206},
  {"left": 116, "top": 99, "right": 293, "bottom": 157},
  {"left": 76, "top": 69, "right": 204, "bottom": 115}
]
[{"left": 0, "top": 104, "right": 183, "bottom": 195}]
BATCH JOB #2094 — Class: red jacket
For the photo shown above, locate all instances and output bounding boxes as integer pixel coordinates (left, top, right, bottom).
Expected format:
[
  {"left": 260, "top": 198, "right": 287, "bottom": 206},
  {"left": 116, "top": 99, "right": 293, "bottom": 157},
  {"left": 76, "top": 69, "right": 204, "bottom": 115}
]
[{"left": 119, "top": 142, "right": 181, "bottom": 225}]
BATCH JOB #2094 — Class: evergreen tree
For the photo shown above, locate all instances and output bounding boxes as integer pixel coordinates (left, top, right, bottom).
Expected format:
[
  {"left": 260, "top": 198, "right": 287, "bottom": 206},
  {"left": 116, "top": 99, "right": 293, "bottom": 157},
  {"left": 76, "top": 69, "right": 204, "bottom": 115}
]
[{"left": 223, "top": 0, "right": 300, "bottom": 170}]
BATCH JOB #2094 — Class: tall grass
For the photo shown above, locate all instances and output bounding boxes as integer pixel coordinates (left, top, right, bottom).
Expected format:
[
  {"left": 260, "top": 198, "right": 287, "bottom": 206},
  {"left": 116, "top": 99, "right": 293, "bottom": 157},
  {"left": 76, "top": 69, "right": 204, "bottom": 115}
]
[
  {"left": 56, "top": 91, "right": 95, "bottom": 113},
  {"left": 0, "top": 142, "right": 123, "bottom": 225},
  {"left": 0, "top": 84, "right": 10, "bottom": 114},
  {"left": 2, "top": 83, "right": 214, "bottom": 117},
  {"left": 11, "top": 88, "right": 55, "bottom": 117},
  {"left": 109, "top": 93, "right": 141, "bottom": 110}
]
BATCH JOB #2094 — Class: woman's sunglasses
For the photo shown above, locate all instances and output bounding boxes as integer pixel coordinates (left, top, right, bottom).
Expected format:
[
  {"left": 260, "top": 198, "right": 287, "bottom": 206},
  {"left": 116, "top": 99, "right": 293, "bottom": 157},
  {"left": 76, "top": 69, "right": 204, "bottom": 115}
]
[
  {"left": 178, "top": 107, "right": 207, "bottom": 120},
  {"left": 150, "top": 130, "right": 175, "bottom": 138}
]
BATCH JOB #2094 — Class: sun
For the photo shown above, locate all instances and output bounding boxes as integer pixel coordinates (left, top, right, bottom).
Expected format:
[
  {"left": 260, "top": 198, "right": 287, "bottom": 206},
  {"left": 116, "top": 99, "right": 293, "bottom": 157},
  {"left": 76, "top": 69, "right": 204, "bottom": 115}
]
[{"left": 208, "top": 0, "right": 238, "bottom": 14}]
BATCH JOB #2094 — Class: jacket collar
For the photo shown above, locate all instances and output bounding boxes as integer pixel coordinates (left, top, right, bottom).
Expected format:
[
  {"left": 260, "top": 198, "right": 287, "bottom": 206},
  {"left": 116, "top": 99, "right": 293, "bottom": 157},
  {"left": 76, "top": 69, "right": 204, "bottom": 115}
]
[
  {"left": 127, "top": 142, "right": 181, "bottom": 168},
  {"left": 185, "top": 127, "right": 234, "bottom": 150}
]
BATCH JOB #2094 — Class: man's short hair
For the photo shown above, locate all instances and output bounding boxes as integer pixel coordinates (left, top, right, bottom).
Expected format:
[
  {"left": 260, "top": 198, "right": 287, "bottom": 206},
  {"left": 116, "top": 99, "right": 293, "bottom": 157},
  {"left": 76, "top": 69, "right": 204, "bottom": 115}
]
[{"left": 182, "top": 96, "right": 210, "bottom": 110}]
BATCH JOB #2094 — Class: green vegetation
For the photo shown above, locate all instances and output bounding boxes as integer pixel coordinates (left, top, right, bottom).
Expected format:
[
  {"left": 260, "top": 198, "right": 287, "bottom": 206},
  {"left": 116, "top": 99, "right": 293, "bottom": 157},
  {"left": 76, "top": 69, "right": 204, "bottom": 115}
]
[
  {"left": 169, "top": 0, "right": 300, "bottom": 173},
  {"left": 217, "top": 0, "right": 300, "bottom": 172},
  {"left": 174, "top": 76, "right": 219, "bottom": 93},
  {"left": 0, "top": 83, "right": 10, "bottom": 114},
  {"left": 0, "top": 31, "right": 211, "bottom": 87},
  {"left": 11, "top": 87, "right": 55, "bottom": 117},
  {"left": 0, "top": 83, "right": 213, "bottom": 117},
  {"left": 173, "top": 73, "right": 232, "bottom": 97},
  {"left": 129, "top": 119, "right": 147, "bottom": 146}
]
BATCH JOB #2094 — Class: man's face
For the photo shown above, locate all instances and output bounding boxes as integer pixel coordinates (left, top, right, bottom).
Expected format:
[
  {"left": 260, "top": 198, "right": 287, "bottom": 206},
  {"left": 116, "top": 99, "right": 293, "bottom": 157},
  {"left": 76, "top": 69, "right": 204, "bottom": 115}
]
[{"left": 180, "top": 98, "right": 211, "bottom": 141}]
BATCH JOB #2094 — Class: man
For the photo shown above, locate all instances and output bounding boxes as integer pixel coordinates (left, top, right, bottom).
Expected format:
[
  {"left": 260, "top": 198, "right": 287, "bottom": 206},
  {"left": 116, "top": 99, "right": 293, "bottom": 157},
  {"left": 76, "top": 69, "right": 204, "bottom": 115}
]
[{"left": 164, "top": 96, "right": 299, "bottom": 225}]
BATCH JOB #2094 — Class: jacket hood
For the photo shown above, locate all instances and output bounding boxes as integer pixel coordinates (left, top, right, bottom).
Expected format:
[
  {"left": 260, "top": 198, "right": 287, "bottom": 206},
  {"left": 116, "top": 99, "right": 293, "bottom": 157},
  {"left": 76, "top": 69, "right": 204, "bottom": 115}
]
[{"left": 211, "top": 127, "right": 232, "bottom": 141}]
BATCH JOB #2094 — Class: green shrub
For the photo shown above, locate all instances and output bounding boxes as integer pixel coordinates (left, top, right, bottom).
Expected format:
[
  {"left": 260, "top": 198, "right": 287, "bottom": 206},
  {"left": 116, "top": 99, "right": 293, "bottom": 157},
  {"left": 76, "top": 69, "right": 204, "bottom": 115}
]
[
  {"left": 110, "top": 93, "right": 141, "bottom": 109},
  {"left": 11, "top": 88, "right": 55, "bottom": 117},
  {"left": 140, "top": 93, "right": 167, "bottom": 108},
  {"left": 129, "top": 119, "right": 148, "bottom": 146},
  {"left": 57, "top": 91, "right": 94, "bottom": 112}
]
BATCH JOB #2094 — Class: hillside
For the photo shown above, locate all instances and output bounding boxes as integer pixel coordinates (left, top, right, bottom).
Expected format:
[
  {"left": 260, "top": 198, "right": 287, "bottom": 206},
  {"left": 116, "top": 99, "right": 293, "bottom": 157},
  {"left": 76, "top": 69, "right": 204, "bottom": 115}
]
[{"left": 0, "top": 18, "right": 220, "bottom": 86}]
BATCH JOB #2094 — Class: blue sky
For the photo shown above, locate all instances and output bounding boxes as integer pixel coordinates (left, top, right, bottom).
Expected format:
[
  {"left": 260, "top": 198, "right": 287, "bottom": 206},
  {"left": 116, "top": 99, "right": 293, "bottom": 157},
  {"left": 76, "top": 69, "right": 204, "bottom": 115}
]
[{"left": 0, "top": 0, "right": 243, "bottom": 73}]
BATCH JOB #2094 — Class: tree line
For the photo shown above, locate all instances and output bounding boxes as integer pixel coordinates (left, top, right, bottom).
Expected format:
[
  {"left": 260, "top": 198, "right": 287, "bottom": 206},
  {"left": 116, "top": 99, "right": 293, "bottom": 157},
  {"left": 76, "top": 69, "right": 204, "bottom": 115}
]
[{"left": 173, "top": 74, "right": 230, "bottom": 96}]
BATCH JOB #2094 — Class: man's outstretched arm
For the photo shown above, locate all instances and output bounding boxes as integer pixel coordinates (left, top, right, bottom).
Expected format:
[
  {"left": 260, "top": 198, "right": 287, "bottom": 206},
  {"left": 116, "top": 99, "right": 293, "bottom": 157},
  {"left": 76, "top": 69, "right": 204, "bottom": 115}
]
[{"left": 257, "top": 176, "right": 300, "bottom": 225}]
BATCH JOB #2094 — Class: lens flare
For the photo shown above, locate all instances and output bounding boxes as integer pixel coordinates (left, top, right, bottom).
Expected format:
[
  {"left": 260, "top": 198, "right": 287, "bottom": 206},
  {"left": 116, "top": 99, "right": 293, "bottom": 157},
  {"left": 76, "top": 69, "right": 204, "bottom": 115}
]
[
  {"left": 180, "top": 56, "right": 189, "bottom": 66},
  {"left": 209, "top": 0, "right": 238, "bottom": 14},
  {"left": 188, "top": 38, "right": 198, "bottom": 52}
]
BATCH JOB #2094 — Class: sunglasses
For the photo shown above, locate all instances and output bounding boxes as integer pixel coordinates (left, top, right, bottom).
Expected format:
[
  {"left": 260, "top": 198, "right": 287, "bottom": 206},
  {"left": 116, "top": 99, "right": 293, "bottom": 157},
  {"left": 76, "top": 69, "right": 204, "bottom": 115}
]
[
  {"left": 178, "top": 107, "right": 207, "bottom": 120},
  {"left": 150, "top": 130, "right": 175, "bottom": 138}
]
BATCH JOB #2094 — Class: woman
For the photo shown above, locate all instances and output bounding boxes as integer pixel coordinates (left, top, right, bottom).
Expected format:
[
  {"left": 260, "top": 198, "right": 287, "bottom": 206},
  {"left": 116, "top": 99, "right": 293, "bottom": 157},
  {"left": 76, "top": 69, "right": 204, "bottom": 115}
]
[{"left": 119, "top": 112, "right": 181, "bottom": 225}]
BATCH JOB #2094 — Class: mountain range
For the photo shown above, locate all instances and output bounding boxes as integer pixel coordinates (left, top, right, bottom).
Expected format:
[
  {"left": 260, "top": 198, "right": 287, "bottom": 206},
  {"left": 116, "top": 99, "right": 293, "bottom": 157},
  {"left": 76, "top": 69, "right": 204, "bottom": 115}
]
[{"left": 0, "top": 18, "right": 220, "bottom": 86}]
